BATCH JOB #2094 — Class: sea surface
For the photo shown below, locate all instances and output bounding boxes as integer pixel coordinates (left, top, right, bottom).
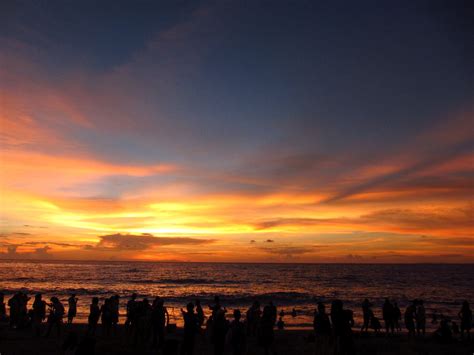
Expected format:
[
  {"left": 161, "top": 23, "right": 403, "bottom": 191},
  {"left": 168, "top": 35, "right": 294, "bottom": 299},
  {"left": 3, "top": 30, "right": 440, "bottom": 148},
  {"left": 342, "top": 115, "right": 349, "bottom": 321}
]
[{"left": 0, "top": 261, "right": 472, "bottom": 329}]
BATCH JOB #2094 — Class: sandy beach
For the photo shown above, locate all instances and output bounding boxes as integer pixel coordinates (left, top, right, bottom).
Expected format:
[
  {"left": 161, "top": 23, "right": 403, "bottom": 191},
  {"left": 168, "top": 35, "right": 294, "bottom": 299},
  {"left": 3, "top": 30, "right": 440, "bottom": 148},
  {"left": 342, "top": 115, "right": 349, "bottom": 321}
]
[{"left": 1, "top": 322, "right": 473, "bottom": 355}]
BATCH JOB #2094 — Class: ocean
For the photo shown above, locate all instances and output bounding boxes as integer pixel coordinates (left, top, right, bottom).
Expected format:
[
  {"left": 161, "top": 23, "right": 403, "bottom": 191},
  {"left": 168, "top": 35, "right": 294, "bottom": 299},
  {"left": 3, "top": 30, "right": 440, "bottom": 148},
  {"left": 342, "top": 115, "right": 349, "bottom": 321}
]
[{"left": 1, "top": 261, "right": 472, "bottom": 329}]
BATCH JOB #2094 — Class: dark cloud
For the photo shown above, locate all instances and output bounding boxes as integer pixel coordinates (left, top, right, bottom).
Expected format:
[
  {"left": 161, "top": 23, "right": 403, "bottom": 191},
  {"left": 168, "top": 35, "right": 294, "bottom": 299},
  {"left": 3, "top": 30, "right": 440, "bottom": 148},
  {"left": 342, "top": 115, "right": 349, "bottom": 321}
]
[
  {"left": 97, "top": 233, "right": 214, "bottom": 251},
  {"left": 324, "top": 140, "right": 474, "bottom": 203},
  {"left": 0, "top": 244, "right": 52, "bottom": 259},
  {"left": 253, "top": 206, "right": 473, "bottom": 233},
  {"left": 259, "top": 245, "right": 314, "bottom": 258},
  {"left": 250, "top": 240, "right": 256, "bottom": 243},
  {"left": 265, "top": 239, "right": 274, "bottom": 243}
]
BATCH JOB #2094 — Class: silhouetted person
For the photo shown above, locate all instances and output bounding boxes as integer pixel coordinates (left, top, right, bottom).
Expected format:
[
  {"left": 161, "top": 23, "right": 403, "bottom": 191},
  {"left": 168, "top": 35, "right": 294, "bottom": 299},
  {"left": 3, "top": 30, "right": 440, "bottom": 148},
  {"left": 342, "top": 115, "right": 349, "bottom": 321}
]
[
  {"left": 87, "top": 297, "right": 101, "bottom": 336},
  {"left": 393, "top": 302, "right": 401, "bottom": 331},
  {"left": 229, "top": 309, "right": 246, "bottom": 355},
  {"left": 134, "top": 298, "right": 152, "bottom": 345},
  {"left": 110, "top": 295, "right": 120, "bottom": 335},
  {"left": 67, "top": 294, "right": 78, "bottom": 324},
  {"left": 32, "top": 293, "right": 46, "bottom": 336},
  {"left": 291, "top": 308, "right": 297, "bottom": 318},
  {"left": 101, "top": 298, "right": 112, "bottom": 336},
  {"left": 151, "top": 297, "right": 169, "bottom": 349},
  {"left": 45, "top": 297, "right": 65, "bottom": 337},
  {"left": 181, "top": 302, "right": 199, "bottom": 355},
  {"left": 361, "top": 298, "right": 372, "bottom": 333},
  {"left": 0, "top": 293, "right": 6, "bottom": 321},
  {"left": 8, "top": 292, "right": 20, "bottom": 329},
  {"left": 313, "top": 302, "right": 331, "bottom": 354},
  {"left": 404, "top": 301, "right": 416, "bottom": 337},
  {"left": 458, "top": 300, "right": 472, "bottom": 339},
  {"left": 209, "top": 296, "right": 225, "bottom": 320},
  {"left": 125, "top": 293, "right": 137, "bottom": 326},
  {"left": 382, "top": 298, "right": 394, "bottom": 335},
  {"left": 195, "top": 299, "right": 205, "bottom": 328},
  {"left": 434, "top": 319, "right": 453, "bottom": 344},
  {"left": 246, "top": 300, "right": 261, "bottom": 336},
  {"left": 331, "top": 300, "right": 355, "bottom": 355},
  {"left": 416, "top": 300, "right": 426, "bottom": 336},
  {"left": 258, "top": 305, "right": 276, "bottom": 355},
  {"left": 211, "top": 308, "right": 228, "bottom": 355}
]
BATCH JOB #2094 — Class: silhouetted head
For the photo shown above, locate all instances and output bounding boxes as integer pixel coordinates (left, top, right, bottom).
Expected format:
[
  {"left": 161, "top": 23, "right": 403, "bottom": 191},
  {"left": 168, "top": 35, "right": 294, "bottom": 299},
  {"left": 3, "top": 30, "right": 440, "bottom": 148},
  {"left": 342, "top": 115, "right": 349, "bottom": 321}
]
[
  {"left": 92, "top": 297, "right": 99, "bottom": 305},
  {"left": 131, "top": 293, "right": 137, "bottom": 300},
  {"left": 186, "top": 302, "right": 194, "bottom": 313},
  {"left": 462, "top": 300, "right": 470, "bottom": 309},
  {"left": 317, "top": 302, "right": 326, "bottom": 314},
  {"left": 214, "top": 296, "right": 220, "bottom": 304},
  {"left": 71, "top": 293, "right": 76, "bottom": 298},
  {"left": 195, "top": 299, "right": 201, "bottom": 306},
  {"left": 51, "top": 297, "right": 59, "bottom": 304},
  {"left": 233, "top": 309, "right": 241, "bottom": 320},
  {"left": 35, "top": 293, "right": 42, "bottom": 301}
]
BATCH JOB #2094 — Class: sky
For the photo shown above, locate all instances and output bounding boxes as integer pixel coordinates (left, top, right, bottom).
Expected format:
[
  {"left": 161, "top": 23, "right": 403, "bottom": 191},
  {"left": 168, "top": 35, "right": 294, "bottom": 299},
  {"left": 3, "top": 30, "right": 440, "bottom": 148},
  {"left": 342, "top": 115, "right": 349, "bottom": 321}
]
[{"left": 0, "top": 0, "right": 473, "bottom": 262}]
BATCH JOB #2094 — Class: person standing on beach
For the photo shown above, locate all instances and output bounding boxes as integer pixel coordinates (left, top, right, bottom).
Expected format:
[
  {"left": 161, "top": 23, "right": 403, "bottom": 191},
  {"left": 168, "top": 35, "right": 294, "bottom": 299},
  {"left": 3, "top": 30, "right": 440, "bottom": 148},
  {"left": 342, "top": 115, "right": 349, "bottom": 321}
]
[
  {"left": 31, "top": 293, "right": 46, "bottom": 336},
  {"left": 195, "top": 299, "right": 205, "bottom": 328},
  {"left": 382, "top": 298, "right": 394, "bottom": 335},
  {"left": 246, "top": 301, "right": 261, "bottom": 336},
  {"left": 87, "top": 297, "right": 101, "bottom": 336},
  {"left": 229, "top": 309, "right": 246, "bottom": 355},
  {"left": 45, "top": 297, "right": 65, "bottom": 337},
  {"left": 392, "top": 302, "right": 401, "bottom": 332},
  {"left": 404, "top": 301, "right": 416, "bottom": 337},
  {"left": 458, "top": 300, "right": 472, "bottom": 339},
  {"left": 331, "top": 300, "right": 355, "bottom": 355},
  {"left": 101, "top": 298, "right": 112, "bottom": 337},
  {"left": 313, "top": 302, "right": 331, "bottom": 355},
  {"left": 110, "top": 295, "right": 120, "bottom": 335},
  {"left": 415, "top": 300, "right": 426, "bottom": 336},
  {"left": 125, "top": 293, "right": 137, "bottom": 332},
  {"left": 212, "top": 308, "right": 229, "bottom": 355},
  {"left": 151, "top": 297, "right": 169, "bottom": 349},
  {"left": 258, "top": 305, "right": 276, "bottom": 355},
  {"left": 67, "top": 294, "right": 78, "bottom": 324},
  {"left": 181, "top": 302, "right": 199, "bottom": 355},
  {"left": 361, "top": 298, "right": 372, "bottom": 333},
  {"left": 8, "top": 293, "right": 20, "bottom": 329}
]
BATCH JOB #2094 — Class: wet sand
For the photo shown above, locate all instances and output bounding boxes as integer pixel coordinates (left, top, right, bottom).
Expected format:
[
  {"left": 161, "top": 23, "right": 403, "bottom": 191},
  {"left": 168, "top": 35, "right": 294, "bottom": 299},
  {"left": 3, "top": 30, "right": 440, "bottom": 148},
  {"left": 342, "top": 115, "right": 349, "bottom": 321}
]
[{"left": 1, "top": 322, "right": 473, "bottom": 355}]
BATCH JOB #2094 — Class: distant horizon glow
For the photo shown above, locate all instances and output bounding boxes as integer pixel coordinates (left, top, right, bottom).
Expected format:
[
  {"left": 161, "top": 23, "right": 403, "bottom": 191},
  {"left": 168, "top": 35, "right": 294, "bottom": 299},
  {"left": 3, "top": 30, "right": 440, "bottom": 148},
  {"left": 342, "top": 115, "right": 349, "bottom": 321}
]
[{"left": 0, "top": 1, "right": 473, "bottom": 263}]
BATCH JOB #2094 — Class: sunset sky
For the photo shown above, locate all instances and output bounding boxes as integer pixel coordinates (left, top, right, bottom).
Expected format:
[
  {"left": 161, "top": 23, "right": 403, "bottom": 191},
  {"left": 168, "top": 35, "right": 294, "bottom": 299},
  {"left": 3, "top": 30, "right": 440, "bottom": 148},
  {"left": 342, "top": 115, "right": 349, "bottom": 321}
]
[{"left": 1, "top": 1, "right": 473, "bottom": 262}]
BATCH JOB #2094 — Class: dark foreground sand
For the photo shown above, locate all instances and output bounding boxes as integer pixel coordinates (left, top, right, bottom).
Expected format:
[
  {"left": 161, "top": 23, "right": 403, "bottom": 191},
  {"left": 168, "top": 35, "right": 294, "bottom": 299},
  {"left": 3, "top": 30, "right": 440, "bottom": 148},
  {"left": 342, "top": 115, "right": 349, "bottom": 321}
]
[{"left": 0, "top": 323, "right": 473, "bottom": 355}]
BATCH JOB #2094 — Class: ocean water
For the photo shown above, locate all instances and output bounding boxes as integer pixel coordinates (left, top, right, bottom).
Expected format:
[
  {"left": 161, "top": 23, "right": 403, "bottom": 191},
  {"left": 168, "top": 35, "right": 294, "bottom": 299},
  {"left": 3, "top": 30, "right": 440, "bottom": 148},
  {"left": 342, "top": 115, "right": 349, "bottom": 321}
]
[{"left": 0, "top": 261, "right": 472, "bottom": 329}]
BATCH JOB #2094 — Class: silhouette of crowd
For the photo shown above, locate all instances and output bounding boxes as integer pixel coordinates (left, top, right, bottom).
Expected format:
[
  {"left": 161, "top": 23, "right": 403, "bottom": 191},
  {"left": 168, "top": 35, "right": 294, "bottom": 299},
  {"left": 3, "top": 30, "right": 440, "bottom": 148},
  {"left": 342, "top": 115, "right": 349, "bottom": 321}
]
[{"left": 0, "top": 291, "right": 472, "bottom": 355}]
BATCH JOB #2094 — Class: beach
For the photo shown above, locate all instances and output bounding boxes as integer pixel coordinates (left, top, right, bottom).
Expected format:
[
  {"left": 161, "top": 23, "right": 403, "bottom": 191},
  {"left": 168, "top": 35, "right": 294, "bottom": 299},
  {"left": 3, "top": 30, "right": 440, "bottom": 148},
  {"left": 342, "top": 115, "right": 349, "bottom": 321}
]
[{"left": 1, "top": 322, "right": 473, "bottom": 355}]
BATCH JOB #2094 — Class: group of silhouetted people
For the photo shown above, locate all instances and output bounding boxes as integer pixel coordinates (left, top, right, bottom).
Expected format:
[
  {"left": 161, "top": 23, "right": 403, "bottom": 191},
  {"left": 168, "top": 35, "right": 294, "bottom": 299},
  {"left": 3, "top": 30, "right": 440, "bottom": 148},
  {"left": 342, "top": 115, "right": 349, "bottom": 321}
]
[
  {"left": 0, "top": 291, "right": 472, "bottom": 354},
  {"left": 360, "top": 298, "right": 402, "bottom": 335}
]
